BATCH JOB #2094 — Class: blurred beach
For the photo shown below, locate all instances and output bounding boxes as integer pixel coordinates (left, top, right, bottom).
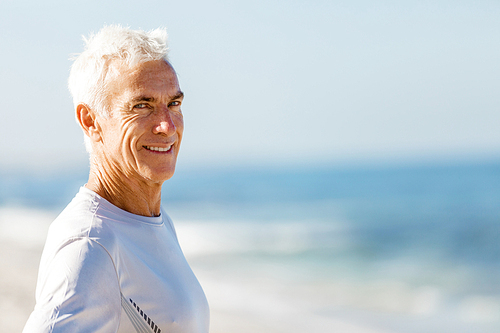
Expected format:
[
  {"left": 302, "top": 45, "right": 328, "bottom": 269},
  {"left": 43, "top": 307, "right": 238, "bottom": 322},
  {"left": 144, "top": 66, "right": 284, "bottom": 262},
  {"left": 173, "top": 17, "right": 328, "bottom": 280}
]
[{"left": 1, "top": 160, "right": 499, "bottom": 332}]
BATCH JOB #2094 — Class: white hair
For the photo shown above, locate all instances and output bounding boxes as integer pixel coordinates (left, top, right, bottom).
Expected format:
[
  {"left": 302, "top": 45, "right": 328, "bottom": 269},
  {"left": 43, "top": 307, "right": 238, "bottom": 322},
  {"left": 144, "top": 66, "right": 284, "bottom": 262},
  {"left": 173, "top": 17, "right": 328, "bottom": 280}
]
[{"left": 68, "top": 25, "right": 170, "bottom": 152}]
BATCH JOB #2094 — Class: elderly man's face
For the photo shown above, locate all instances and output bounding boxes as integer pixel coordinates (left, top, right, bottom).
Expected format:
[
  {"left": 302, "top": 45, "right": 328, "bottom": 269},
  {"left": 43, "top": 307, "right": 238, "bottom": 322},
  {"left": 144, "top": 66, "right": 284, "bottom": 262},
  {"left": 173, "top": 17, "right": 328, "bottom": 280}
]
[{"left": 97, "top": 59, "right": 184, "bottom": 184}]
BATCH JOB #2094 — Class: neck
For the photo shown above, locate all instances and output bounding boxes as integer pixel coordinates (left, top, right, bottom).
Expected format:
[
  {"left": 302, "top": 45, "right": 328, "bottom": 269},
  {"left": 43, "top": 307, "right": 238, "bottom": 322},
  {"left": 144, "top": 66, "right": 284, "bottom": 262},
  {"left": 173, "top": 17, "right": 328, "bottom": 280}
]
[{"left": 86, "top": 161, "right": 163, "bottom": 217}]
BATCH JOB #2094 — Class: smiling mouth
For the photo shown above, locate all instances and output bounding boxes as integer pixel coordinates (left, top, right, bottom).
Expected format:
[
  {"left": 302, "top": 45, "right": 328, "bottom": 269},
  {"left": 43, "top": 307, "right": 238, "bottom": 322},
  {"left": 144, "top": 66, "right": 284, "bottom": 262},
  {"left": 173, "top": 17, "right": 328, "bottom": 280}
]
[{"left": 144, "top": 145, "right": 172, "bottom": 152}]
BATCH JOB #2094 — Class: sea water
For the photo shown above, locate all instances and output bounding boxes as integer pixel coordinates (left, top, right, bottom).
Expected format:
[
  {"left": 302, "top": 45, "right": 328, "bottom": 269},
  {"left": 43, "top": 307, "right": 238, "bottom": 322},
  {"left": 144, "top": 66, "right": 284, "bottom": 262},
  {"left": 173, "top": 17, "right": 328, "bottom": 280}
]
[{"left": 1, "top": 160, "right": 499, "bottom": 332}]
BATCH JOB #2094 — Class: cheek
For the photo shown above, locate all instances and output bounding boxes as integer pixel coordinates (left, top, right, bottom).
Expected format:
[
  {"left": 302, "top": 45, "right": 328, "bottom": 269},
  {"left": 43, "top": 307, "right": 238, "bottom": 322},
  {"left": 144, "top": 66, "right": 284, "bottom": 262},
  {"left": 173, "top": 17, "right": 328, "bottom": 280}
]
[
  {"left": 174, "top": 115, "right": 184, "bottom": 135},
  {"left": 118, "top": 116, "right": 144, "bottom": 151}
]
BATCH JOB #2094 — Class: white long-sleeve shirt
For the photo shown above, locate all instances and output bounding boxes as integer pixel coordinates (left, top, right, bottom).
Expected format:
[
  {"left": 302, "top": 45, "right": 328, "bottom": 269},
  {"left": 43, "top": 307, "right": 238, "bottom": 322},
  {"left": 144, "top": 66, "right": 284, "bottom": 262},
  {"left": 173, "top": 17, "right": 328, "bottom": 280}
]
[{"left": 23, "top": 187, "right": 209, "bottom": 333}]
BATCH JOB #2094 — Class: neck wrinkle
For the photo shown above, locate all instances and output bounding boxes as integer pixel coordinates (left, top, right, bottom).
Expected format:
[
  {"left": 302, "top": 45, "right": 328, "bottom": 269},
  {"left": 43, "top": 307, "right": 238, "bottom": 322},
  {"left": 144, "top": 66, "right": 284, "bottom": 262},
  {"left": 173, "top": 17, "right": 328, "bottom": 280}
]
[{"left": 86, "top": 159, "right": 163, "bottom": 217}]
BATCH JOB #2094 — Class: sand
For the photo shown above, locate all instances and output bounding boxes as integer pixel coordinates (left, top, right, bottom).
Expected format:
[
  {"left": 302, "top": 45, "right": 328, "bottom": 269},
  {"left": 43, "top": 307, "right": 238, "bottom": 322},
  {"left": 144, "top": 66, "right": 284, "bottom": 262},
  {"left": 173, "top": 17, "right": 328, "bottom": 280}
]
[
  {"left": 0, "top": 239, "right": 40, "bottom": 332},
  {"left": 0, "top": 207, "right": 55, "bottom": 332}
]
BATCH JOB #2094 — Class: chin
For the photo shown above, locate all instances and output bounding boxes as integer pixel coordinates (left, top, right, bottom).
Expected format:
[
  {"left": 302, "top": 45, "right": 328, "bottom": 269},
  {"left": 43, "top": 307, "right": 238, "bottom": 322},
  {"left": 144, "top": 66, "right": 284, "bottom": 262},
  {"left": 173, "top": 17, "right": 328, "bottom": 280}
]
[{"left": 141, "top": 166, "right": 176, "bottom": 183}]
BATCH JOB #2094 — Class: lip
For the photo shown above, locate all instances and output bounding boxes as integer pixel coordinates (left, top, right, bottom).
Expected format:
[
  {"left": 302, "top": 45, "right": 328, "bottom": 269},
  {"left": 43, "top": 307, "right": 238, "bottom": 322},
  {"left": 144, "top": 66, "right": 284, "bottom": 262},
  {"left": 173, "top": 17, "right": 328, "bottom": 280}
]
[{"left": 143, "top": 144, "right": 174, "bottom": 153}]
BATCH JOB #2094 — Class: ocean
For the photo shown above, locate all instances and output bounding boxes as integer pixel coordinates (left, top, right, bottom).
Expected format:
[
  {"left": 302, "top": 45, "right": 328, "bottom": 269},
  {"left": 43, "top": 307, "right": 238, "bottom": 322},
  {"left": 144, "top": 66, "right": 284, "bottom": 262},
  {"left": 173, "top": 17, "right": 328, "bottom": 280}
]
[{"left": 1, "top": 160, "right": 499, "bottom": 332}]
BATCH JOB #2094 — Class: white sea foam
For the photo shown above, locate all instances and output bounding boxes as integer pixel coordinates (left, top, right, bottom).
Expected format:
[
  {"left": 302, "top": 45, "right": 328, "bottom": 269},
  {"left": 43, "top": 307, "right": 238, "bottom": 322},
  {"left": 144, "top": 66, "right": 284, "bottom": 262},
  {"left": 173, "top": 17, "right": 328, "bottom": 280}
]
[
  {"left": 174, "top": 218, "right": 350, "bottom": 257},
  {"left": 459, "top": 296, "right": 500, "bottom": 323},
  {"left": 0, "top": 206, "right": 55, "bottom": 247}
]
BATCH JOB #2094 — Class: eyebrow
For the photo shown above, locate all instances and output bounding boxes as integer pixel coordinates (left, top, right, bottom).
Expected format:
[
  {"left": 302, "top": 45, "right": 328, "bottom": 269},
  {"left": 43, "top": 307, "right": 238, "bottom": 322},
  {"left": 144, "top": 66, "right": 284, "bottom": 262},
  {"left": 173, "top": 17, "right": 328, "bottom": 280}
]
[
  {"left": 131, "top": 91, "right": 184, "bottom": 104},
  {"left": 171, "top": 91, "right": 185, "bottom": 100}
]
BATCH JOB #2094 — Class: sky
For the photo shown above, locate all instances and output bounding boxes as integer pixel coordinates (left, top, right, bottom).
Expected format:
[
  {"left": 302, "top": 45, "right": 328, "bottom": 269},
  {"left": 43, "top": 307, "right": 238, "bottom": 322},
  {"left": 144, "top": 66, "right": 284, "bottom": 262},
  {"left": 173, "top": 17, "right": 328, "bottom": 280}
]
[{"left": 1, "top": 0, "right": 499, "bottom": 172}]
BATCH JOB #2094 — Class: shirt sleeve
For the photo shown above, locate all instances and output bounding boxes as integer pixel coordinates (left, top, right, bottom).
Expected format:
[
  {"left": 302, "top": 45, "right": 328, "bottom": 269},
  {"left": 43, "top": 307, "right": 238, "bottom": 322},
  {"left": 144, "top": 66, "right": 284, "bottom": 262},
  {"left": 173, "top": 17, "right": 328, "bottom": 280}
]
[{"left": 23, "top": 238, "right": 121, "bottom": 333}]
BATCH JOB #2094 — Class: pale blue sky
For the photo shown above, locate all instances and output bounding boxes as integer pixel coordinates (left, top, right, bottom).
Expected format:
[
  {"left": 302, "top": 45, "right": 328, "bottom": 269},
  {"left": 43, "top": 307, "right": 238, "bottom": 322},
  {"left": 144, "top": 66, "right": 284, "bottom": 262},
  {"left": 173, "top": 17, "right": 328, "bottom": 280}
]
[{"left": 1, "top": 0, "right": 499, "bottom": 171}]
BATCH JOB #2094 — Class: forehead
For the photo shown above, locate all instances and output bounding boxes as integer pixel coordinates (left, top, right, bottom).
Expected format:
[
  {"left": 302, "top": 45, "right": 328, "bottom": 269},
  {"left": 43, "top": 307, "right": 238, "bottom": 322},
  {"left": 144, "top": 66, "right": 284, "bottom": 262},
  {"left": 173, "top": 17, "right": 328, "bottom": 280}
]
[{"left": 107, "top": 59, "right": 180, "bottom": 101}]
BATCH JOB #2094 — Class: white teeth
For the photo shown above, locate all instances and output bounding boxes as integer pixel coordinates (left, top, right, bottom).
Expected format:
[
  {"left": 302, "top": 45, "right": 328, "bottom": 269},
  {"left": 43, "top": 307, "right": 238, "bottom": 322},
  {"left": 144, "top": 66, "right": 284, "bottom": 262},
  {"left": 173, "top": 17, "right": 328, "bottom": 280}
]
[{"left": 145, "top": 145, "right": 171, "bottom": 152}]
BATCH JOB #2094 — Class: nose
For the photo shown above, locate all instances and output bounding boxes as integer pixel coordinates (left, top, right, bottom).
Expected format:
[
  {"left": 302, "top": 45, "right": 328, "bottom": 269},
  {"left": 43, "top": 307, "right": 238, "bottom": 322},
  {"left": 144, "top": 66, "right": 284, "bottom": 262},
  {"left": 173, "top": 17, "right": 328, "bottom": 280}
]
[{"left": 153, "top": 109, "right": 176, "bottom": 136}]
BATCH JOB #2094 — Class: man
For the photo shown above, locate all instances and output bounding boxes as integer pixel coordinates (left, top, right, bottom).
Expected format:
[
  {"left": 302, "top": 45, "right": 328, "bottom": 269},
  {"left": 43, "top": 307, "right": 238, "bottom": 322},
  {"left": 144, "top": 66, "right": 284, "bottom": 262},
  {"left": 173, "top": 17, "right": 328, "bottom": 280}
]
[{"left": 23, "top": 25, "right": 209, "bottom": 333}]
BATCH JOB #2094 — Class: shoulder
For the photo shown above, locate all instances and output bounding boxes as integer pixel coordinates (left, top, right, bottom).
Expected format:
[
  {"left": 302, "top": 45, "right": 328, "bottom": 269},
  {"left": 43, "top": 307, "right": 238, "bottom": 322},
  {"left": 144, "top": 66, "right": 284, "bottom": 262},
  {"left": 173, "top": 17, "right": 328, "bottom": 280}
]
[
  {"left": 37, "top": 189, "right": 122, "bottom": 295},
  {"left": 45, "top": 188, "right": 120, "bottom": 254},
  {"left": 48, "top": 187, "right": 100, "bottom": 238}
]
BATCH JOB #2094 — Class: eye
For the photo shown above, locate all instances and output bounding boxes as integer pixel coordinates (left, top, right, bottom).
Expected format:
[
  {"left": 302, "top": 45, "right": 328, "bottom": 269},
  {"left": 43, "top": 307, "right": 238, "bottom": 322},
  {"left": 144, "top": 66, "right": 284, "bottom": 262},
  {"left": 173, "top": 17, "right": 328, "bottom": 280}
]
[
  {"left": 134, "top": 103, "right": 150, "bottom": 109},
  {"left": 169, "top": 100, "right": 182, "bottom": 107}
]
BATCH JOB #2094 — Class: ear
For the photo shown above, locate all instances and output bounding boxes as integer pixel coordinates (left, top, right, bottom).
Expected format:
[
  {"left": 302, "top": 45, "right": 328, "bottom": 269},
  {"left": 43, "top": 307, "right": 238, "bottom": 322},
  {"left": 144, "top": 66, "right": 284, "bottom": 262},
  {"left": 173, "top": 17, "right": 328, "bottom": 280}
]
[{"left": 76, "top": 104, "right": 102, "bottom": 143}]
